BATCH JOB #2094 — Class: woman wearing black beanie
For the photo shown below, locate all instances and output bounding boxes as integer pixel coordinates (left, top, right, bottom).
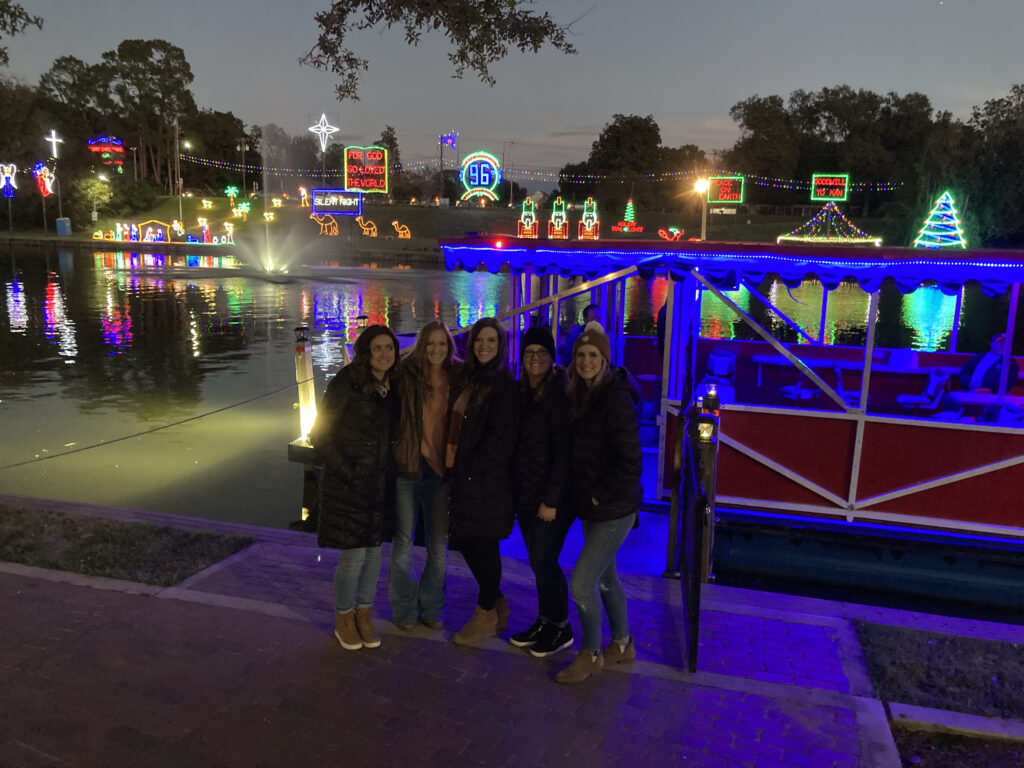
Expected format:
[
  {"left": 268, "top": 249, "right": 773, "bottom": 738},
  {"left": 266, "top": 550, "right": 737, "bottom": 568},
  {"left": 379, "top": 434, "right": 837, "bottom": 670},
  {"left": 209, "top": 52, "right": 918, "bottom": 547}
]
[{"left": 509, "top": 326, "right": 574, "bottom": 658}]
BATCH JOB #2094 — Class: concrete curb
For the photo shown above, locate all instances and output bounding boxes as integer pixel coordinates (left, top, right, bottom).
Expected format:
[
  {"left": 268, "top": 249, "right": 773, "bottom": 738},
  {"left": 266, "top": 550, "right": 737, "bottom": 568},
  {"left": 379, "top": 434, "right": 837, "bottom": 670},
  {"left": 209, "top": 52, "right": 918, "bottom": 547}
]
[{"left": 890, "top": 702, "right": 1024, "bottom": 741}]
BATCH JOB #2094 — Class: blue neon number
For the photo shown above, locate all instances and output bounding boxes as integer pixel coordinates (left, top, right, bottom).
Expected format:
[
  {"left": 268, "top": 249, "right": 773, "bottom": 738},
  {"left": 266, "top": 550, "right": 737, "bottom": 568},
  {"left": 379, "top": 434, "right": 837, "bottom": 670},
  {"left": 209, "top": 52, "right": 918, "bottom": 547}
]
[
  {"left": 468, "top": 163, "right": 479, "bottom": 187},
  {"left": 478, "top": 163, "right": 491, "bottom": 186}
]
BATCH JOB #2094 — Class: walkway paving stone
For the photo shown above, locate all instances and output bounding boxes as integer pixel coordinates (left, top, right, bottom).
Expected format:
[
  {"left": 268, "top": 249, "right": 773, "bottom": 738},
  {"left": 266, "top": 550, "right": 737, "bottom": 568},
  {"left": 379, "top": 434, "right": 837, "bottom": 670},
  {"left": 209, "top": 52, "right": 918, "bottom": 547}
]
[{"left": 0, "top": 496, "right": 951, "bottom": 766}]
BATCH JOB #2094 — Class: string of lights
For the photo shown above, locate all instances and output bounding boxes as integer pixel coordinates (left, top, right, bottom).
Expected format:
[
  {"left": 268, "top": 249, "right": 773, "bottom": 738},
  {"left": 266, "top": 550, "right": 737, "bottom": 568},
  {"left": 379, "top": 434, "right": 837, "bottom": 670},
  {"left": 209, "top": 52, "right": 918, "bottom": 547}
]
[{"left": 179, "top": 153, "right": 903, "bottom": 191}]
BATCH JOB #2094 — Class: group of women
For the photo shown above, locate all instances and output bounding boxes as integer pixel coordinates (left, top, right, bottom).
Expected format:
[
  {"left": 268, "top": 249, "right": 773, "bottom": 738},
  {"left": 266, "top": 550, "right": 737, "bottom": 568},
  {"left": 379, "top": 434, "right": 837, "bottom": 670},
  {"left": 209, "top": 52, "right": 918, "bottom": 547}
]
[{"left": 308, "top": 316, "right": 642, "bottom": 684}]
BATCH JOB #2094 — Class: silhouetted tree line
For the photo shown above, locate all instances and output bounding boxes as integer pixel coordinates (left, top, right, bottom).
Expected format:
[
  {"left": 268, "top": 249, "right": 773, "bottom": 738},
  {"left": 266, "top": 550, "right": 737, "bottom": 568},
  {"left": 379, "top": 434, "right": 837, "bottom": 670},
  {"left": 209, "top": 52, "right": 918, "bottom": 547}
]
[{"left": 559, "top": 85, "right": 1024, "bottom": 247}]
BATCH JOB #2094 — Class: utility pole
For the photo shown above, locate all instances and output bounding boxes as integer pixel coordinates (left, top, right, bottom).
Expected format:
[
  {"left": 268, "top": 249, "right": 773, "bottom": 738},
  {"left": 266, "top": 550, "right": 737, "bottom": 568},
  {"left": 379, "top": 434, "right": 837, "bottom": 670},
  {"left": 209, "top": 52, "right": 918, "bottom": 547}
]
[{"left": 438, "top": 137, "right": 444, "bottom": 205}]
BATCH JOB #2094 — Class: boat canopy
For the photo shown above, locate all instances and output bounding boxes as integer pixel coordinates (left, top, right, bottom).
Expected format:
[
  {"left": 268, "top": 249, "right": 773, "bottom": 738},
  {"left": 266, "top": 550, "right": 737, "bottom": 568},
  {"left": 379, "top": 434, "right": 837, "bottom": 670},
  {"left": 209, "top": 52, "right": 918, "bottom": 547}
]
[{"left": 441, "top": 239, "right": 1024, "bottom": 296}]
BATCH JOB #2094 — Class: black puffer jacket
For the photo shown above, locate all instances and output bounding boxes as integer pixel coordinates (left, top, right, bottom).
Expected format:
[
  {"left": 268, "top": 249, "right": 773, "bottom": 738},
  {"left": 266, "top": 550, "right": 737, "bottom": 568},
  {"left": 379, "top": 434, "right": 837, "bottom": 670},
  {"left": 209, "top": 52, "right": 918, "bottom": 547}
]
[
  {"left": 515, "top": 369, "right": 570, "bottom": 517},
  {"left": 309, "top": 365, "right": 399, "bottom": 549},
  {"left": 449, "top": 369, "right": 519, "bottom": 541},
  {"left": 569, "top": 367, "right": 642, "bottom": 522}
]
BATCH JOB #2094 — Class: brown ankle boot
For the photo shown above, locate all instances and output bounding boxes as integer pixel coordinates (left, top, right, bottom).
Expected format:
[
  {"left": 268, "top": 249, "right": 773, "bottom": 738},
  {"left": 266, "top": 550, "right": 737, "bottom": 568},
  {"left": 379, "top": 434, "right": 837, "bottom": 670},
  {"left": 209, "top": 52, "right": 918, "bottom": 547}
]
[
  {"left": 334, "top": 611, "right": 362, "bottom": 650},
  {"left": 555, "top": 650, "right": 603, "bottom": 684},
  {"left": 453, "top": 606, "right": 498, "bottom": 646},
  {"left": 354, "top": 606, "right": 381, "bottom": 648},
  {"left": 494, "top": 595, "right": 510, "bottom": 632}
]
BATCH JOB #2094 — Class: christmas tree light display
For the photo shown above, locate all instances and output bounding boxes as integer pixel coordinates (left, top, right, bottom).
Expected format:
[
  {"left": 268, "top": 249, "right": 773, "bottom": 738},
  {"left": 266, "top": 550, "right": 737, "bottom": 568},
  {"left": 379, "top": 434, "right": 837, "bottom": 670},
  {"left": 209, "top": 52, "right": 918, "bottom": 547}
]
[
  {"left": 611, "top": 198, "right": 643, "bottom": 233},
  {"left": 776, "top": 202, "right": 881, "bottom": 246},
  {"left": 912, "top": 191, "right": 967, "bottom": 249}
]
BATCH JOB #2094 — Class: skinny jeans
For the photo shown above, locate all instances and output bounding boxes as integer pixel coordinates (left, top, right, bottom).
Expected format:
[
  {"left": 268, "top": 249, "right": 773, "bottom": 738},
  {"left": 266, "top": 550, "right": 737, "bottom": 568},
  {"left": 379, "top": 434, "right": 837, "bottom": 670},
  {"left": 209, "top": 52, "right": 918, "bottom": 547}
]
[
  {"left": 570, "top": 514, "right": 635, "bottom": 654},
  {"left": 333, "top": 545, "right": 383, "bottom": 615},
  {"left": 518, "top": 507, "right": 574, "bottom": 626}
]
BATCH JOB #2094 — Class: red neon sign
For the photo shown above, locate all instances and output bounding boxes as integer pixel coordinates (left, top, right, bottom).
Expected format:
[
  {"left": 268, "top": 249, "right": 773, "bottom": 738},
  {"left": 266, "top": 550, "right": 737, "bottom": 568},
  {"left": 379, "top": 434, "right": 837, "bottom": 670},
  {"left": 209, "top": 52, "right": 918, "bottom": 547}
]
[{"left": 344, "top": 146, "right": 389, "bottom": 194}]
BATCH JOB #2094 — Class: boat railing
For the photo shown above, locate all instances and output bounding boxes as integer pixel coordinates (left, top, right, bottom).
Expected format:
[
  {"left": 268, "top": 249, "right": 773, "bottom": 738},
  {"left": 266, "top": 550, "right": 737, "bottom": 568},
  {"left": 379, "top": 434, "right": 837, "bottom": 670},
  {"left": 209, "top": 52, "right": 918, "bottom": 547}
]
[{"left": 447, "top": 266, "right": 640, "bottom": 366}]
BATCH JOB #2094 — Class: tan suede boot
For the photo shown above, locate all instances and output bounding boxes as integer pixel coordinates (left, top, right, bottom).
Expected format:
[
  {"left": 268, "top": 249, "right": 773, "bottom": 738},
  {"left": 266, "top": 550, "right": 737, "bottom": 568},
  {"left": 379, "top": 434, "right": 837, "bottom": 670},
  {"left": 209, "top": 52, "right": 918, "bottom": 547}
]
[
  {"left": 494, "top": 595, "right": 510, "bottom": 632},
  {"left": 354, "top": 606, "right": 381, "bottom": 649},
  {"left": 334, "top": 611, "right": 362, "bottom": 651},
  {"left": 452, "top": 606, "right": 498, "bottom": 646},
  {"left": 555, "top": 650, "right": 603, "bottom": 684},
  {"left": 603, "top": 637, "right": 636, "bottom": 665}
]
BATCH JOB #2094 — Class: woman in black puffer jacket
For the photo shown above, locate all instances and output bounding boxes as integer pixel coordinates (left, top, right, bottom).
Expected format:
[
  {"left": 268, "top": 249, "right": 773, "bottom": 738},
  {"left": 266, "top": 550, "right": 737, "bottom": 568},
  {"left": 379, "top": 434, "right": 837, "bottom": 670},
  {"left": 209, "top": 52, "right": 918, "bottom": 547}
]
[
  {"left": 556, "top": 322, "right": 642, "bottom": 685},
  {"left": 446, "top": 317, "right": 519, "bottom": 646},
  {"left": 310, "top": 325, "right": 400, "bottom": 652},
  {"left": 508, "top": 326, "right": 574, "bottom": 659}
]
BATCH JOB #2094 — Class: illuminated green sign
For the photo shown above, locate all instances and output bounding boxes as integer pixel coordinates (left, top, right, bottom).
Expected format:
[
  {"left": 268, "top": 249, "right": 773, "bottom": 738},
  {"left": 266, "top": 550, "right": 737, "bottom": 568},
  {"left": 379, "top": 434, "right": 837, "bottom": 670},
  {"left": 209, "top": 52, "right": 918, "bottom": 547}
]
[
  {"left": 811, "top": 174, "right": 849, "bottom": 202},
  {"left": 707, "top": 176, "right": 744, "bottom": 204}
]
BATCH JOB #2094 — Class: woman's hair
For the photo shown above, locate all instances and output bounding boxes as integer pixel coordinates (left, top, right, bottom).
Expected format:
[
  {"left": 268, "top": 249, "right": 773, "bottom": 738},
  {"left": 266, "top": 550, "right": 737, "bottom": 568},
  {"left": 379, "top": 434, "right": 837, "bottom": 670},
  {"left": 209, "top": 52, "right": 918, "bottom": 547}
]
[
  {"left": 566, "top": 345, "right": 611, "bottom": 419},
  {"left": 460, "top": 317, "right": 508, "bottom": 384},
  {"left": 349, "top": 324, "right": 400, "bottom": 392},
  {"left": 407, "top": 319, "right": 459, "bottom": 395}
]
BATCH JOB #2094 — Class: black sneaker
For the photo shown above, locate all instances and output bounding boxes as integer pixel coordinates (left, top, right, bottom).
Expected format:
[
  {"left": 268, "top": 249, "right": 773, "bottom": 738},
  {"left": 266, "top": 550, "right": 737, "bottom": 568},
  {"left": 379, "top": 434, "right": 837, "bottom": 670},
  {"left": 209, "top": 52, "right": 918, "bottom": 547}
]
[
  {"left": 528, "top": 624, "right": 573, "bottom": 658},
  {"left": 509, "top": 618, "right": 546, "bottom": 648}
]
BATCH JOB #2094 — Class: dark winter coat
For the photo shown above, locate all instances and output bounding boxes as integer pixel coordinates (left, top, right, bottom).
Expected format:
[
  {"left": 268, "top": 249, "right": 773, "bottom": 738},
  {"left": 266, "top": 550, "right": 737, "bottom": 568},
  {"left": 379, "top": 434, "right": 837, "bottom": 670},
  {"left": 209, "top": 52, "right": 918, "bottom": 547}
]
[
  {"left": 309, "top": 365, "right": 399, "bottom": 549},
  {"left": 448, "top": 369, "right": 519, "bottom": 541},
  {"left": 515, "top": 368, "right": 570, "bottom": 517},
  {"left": 569, "top": 367, "right": 643, "bottom": 522}
]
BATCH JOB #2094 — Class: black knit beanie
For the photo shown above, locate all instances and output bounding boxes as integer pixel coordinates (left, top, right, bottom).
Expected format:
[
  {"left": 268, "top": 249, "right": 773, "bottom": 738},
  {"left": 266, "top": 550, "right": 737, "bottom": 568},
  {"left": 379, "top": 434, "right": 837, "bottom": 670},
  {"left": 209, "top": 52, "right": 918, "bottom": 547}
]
[{"left": 521, "top": 326, "right": 556, "bottom": 361}]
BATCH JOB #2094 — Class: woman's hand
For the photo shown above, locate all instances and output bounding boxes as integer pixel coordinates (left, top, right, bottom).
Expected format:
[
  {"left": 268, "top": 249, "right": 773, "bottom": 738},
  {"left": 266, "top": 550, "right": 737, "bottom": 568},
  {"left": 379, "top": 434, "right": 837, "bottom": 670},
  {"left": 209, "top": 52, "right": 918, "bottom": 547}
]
[{"left": 537, "top": 503, "right": 557, "bottom": 522}]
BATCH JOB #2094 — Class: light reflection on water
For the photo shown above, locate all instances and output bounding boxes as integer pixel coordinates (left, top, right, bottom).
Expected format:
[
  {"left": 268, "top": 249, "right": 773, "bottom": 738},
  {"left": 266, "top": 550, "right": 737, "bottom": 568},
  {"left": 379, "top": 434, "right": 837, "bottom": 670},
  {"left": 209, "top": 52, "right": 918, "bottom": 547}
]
[{"left": 0, "top": 248, "right": 1017, "bottom": 527}]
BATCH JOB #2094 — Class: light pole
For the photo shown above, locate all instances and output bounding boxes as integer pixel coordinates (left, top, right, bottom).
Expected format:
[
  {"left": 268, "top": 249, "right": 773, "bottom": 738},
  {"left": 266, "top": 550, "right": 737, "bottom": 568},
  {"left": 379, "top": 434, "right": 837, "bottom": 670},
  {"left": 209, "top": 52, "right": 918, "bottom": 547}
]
[
  {"left": 694, "top": 178, "right": 709, "bottom": 241},
  {"left": 502, "top": 139, "right": 518, "bottom": 206},
  {"left": 174, "top": 123, "right": 183, "bottom": 221},
  {"left": 130, "top": 145, "right": 138, "bottom": 183},
  {"left": 92, "top": 173, "right": 107, "bottom": 223},
  {"left": 236, "top": 138, "right": 250, "bottom": 196}
]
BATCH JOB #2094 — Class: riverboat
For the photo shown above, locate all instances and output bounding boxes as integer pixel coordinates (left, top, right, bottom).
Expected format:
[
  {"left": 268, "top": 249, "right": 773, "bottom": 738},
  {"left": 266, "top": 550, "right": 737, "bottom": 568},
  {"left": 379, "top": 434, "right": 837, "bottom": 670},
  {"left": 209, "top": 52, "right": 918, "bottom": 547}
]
[{"left": 440, "top": 237, "right": 1024, "bottom": 546}]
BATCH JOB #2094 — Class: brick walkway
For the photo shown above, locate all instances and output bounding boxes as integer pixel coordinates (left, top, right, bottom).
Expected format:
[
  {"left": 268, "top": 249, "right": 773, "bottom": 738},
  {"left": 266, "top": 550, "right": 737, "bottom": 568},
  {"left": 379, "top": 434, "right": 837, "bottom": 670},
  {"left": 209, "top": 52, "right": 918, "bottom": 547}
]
[{"left": 0, "top": 495, "right": 930, "bottom": 767}]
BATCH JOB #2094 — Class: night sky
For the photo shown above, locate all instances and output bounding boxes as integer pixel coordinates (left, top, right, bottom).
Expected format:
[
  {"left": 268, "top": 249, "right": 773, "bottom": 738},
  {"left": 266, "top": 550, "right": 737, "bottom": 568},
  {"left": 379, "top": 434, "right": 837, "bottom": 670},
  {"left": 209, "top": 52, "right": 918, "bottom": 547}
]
[{"left": 4, "top": 0, "right": 1022, "bottom": 180}]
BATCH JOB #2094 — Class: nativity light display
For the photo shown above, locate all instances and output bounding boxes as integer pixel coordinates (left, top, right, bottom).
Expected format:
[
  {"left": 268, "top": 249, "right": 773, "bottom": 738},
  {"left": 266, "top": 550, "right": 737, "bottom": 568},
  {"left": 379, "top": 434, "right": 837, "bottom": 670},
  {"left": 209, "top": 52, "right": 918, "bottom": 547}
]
[{"left": 777, "top": 202, "right": 881, "bottom": 247}]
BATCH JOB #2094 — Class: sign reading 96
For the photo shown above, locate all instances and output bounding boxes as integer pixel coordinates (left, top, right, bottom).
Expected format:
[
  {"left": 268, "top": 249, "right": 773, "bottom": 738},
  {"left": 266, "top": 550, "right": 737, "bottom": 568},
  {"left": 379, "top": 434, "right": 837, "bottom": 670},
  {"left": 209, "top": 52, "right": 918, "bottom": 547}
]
[{"left": 460, "top": 151, "right": 502, "bottom": 201}]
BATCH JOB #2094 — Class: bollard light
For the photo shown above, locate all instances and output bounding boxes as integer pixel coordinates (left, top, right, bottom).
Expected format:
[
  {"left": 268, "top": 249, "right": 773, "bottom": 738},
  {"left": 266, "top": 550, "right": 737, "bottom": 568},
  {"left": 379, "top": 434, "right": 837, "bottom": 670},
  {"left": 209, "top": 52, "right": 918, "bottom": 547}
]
[{"left": 294, "top": 326, "right": 317, "bottom": 440}]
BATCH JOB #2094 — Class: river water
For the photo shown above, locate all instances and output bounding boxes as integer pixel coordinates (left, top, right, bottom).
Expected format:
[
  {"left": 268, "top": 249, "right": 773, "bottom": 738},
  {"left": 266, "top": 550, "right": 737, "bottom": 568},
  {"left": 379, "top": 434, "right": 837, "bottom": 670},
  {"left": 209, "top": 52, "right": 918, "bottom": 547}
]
[{"left": 1, "top": 247, "right": 1019, "bottom": 527}]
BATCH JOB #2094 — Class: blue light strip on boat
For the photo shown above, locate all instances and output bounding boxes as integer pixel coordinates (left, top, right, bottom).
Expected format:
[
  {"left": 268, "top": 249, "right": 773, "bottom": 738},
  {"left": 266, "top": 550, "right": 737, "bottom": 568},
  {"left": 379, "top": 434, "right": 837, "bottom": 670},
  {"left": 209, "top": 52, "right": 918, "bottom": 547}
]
[{"left": 719, "top": 507, "right": 1024, "bottom": 549}]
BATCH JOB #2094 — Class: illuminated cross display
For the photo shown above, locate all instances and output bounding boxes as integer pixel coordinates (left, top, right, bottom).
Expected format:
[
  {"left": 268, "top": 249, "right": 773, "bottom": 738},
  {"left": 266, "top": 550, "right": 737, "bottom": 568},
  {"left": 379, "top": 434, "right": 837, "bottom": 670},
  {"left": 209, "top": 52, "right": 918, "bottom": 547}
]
[
  {"left": 308, "top": 114, "right": 339, "bottom": 154},
  {"left": 45, "top": 129, "right": 63, "bottom": 159}
]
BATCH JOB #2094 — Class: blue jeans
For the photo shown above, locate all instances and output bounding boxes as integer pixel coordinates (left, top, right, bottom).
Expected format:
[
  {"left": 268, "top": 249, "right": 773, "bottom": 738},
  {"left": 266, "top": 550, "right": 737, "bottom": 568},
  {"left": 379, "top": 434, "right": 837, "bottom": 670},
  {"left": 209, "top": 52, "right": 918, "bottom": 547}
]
[
  {"left": 519, "top": 507, "right": 574, "bottom": 625},
  {"left": 333, "top": 545, "right": 383, "bottom": 614},
  {"left": 570, "top": 514, "right": 635, "bottom": 654},
  {"left": 388, "top": 461, "right": 449, "bottom": 623}
]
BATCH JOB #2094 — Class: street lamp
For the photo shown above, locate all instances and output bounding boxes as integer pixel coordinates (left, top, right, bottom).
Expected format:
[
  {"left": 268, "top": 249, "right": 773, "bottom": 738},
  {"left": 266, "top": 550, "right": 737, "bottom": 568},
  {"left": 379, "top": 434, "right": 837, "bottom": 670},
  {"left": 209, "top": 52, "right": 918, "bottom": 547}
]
[
  {"left": 174, "top": 123, "right": 183, "bottom": 221},
  {"left": 236, "top": 139, "right": 250, "bottom": 196},
  {"left": 694, "top": 178, "right": 709, "bottom": 241},
  {"left": 92, "top": 173, "right": 107, "bottom": 223}
]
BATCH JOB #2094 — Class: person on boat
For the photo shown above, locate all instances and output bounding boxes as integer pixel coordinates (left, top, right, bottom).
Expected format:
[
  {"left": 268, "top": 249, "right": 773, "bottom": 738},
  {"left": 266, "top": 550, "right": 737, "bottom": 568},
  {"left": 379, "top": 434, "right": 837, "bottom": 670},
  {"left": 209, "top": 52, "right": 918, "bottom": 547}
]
[
  {"left": 389, "top": 320, "right": 460, "bottom": 632},
  {"left": 560, "top": 304, "right": 601, "bottom": 365},
  {"left": 509, "top": 326, "right": 574, "bottom": 658},
  {"left": 557, "top": 321, "right": 642, "bottom": 684},
  {"left": 446, "top": 317, "right": 520, "bottom": 645},
  {"left": 957, "top": 333, "right": 1019, "bottom": 393},
  {"left": 309, "top": 325, "right": 400, "bottom": 651}
]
